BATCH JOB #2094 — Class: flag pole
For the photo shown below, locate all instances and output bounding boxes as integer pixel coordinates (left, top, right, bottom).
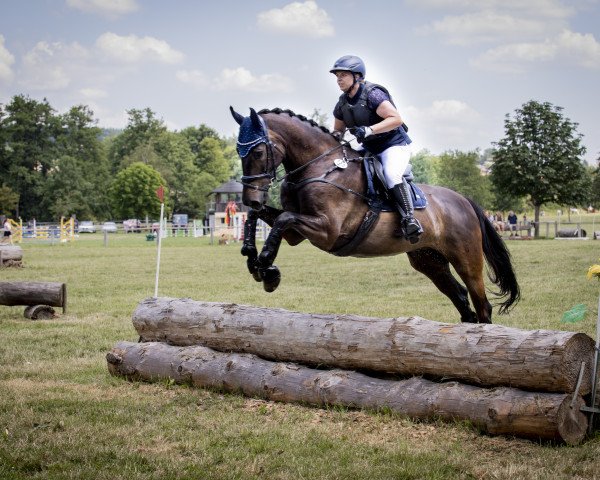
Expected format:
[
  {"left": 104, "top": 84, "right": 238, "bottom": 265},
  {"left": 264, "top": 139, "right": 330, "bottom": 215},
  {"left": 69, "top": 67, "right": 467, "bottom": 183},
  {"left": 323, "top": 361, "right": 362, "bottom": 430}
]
[{"left": 154, "top": 186, "right": 165, "bottom": 298}]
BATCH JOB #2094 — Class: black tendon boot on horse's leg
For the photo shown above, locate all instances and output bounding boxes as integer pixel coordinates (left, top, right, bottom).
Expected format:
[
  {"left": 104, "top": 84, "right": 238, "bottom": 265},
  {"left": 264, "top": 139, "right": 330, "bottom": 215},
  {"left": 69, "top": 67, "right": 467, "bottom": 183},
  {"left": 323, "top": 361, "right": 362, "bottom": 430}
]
[
  {"left": 241, "top": 210, "right": 262, "bottom": 282},
  {"left": 390, "top": 180, "right": 423, "bottom": 243}
]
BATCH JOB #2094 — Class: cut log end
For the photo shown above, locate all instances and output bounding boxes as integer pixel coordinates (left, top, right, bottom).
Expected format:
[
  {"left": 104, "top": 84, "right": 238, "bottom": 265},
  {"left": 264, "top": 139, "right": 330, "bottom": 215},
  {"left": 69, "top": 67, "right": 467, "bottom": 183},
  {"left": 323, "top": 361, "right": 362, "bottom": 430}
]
[
  {"left": 557, "top": 395, "right": 588, "bottom": 445},
  {"left": 560, "top": 333, "right": 596, "bottom": 394}
]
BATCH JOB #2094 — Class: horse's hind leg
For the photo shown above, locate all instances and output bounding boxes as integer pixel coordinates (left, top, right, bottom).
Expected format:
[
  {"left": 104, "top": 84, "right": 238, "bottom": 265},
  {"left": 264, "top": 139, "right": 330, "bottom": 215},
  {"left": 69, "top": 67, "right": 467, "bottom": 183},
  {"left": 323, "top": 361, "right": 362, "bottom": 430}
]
[
  {"left": 407, "top": 249, "right": 478, "bottom": 323},
  {"left": 448, "top": 251, "right": 493, "bottom": 324}
]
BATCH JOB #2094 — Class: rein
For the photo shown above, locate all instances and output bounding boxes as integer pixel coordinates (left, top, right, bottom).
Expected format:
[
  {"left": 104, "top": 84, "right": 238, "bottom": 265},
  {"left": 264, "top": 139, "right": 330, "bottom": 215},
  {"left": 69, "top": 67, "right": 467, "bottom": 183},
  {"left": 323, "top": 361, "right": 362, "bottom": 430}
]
[{"left": 240, "top": 131, "right": 372, "bottom": 201}]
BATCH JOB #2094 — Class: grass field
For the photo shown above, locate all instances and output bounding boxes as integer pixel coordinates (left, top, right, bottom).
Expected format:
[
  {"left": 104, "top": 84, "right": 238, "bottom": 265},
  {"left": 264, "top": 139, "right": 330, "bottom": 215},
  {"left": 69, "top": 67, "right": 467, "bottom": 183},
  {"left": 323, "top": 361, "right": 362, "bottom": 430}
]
[{"left": 1, "top": 234, "right": 599, "bottom": 479}]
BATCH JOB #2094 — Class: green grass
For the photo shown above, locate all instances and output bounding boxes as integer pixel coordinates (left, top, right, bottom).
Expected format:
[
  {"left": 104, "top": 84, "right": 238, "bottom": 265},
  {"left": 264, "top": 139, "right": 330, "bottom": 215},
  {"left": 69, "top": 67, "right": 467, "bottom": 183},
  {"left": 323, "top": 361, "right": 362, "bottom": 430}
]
[{"left": 1, "top": 234, "right": 599, "bottom": 479}]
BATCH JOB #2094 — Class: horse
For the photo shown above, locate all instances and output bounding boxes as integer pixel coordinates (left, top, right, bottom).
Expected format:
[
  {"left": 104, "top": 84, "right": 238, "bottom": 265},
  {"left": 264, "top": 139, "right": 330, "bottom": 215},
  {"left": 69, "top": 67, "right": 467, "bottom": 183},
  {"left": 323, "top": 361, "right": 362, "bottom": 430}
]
[{"left": 230, "top": 107, "right": 520, "bottom": 324}]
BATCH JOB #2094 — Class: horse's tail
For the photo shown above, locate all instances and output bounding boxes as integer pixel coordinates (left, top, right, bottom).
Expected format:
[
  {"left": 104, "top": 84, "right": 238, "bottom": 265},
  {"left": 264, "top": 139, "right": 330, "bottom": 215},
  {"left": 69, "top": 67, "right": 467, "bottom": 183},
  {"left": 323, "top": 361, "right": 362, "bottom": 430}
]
[{"left": 467, "top": 198, "right": 521, "bottom": 314}]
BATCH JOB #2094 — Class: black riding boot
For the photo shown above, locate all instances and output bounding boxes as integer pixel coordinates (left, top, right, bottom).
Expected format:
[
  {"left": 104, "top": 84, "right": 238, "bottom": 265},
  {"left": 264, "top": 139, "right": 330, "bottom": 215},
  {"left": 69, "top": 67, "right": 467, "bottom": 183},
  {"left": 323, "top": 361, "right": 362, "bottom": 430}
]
[{"left": 390, "top": 180, "right": 423, "bottom": 243}]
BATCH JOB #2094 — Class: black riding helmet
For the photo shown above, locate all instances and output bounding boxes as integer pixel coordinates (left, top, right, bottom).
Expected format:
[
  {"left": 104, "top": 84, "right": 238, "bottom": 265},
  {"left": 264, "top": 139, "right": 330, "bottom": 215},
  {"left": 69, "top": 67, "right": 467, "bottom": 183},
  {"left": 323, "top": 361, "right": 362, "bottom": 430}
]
[{"left": 329, "top": 55, "right": 366, "bottom": 78}]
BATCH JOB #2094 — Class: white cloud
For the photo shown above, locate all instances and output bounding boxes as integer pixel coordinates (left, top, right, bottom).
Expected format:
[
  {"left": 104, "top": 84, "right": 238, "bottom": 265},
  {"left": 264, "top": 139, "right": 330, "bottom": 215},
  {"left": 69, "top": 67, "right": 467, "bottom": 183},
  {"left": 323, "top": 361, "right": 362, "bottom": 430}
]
[
  {"left": 405, "top": 0, "right": 574, "bottom": 19},
  {"left": 95, "top": 32, "right": 184, "bottom": 64},
  {"left": 411, "top": 99, "right": 481, "bottom": 121},
  {"left": 176, "top": 69, "right": 209, "bottom": 88},
  {"left": 404, "top": 99, "right": 483, "bottom": 152},
  {"left": 257, "top": 1, "right": 334, "bottom": 38},
  {"left": 471, "top": 29, "right": 600, "bottom": 72},
  {"left": 21, "top": 40, "right": 89, "bottom": 90},
  {"left": 0, "top": 34, "right": 15, "bottom": 82},
  {"left": 214, "top": 67, "right": 293, "bottom": 93},
  {"left": 177, "top": 67, "right": 294, "bottom": 93},
  {"left": 411, "top": 0, "right": 577, "bottom": 46},
  {"left": 79, "top": 87, "right": 108, "bottom": 98},
  {"left": 420, "top": 11, "right": 552, "bottom": 45},
  {"left": 66, "top": 0, "right": 139, "bottom": 17}
]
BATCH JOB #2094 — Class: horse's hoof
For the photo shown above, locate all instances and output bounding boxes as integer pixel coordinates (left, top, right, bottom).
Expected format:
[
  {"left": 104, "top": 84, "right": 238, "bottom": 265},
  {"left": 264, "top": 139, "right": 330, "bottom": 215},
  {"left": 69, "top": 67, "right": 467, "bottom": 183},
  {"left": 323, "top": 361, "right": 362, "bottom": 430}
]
[
  {"left": 241, "top": 245, "right": 257, "bottom": 258},
  {"left": 261, "top": 266, "right": 281, "bottom": 293},
  {"left": 252, "top": 270, "right": 262, "bottom": 282}
]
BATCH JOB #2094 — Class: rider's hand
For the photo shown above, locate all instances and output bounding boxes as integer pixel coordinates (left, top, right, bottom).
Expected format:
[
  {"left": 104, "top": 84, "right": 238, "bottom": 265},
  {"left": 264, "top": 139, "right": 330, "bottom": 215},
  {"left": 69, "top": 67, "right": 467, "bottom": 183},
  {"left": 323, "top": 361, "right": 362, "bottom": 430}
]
[
  {"left": 332, "top": 130, "right": 344, "bottom": 142},
  {"left": 353, "top": 126, "right": 373, "bottom": 142}
]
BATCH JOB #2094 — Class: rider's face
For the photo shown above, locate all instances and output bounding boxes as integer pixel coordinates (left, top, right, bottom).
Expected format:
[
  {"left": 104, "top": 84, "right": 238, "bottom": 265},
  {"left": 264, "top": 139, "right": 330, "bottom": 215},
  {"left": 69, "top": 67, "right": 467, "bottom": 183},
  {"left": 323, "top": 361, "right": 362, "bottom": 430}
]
[{"left": 334, "top": 71, "right": 354, "bottom": 92}]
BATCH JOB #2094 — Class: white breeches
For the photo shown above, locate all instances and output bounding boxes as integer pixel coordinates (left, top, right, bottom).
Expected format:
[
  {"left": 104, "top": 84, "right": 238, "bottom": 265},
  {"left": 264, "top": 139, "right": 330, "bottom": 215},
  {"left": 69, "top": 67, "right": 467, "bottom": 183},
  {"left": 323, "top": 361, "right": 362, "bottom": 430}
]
[{"left": 379, "top": 144, "right": 412, "bottom": 188}]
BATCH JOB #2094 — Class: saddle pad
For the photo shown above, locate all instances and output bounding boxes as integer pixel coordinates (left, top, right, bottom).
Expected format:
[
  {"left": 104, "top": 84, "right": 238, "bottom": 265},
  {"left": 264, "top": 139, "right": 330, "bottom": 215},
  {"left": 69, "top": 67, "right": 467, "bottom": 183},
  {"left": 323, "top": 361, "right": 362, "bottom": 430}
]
[{"left": 363, "top": 157, "right": 427, "bottom": 211}]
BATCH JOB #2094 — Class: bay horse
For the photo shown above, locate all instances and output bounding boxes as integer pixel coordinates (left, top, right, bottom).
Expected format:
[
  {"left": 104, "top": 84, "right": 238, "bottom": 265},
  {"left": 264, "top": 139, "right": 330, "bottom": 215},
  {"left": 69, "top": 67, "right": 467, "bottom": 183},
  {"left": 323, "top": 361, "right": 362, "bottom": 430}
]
[{"left": 230, "top": 107, "right": 520, "bottom": 324}]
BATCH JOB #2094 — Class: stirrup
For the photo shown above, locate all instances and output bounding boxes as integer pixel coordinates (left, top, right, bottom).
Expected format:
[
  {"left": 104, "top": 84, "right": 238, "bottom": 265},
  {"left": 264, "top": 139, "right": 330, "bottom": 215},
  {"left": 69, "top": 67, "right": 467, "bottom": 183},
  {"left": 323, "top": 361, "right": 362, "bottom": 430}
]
[{"left": 403, "top": 218, "right": 423, "bottom": 244}]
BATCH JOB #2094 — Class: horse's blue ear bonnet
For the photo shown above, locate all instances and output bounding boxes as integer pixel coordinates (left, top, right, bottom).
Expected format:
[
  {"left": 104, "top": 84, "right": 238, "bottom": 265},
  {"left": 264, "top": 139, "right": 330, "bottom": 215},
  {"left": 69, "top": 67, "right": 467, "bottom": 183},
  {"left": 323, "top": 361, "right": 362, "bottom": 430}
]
[{"left": 234, "top": 110, "right": 269, "bottom": 158}]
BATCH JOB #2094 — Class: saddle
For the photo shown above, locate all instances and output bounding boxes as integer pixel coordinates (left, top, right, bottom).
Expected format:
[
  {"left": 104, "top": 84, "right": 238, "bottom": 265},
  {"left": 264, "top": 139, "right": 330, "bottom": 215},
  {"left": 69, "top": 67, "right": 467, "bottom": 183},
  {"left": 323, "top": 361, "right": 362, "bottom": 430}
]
[
  {"left": 330, "top": 157, "right": 427, "bottom": 257},
  {"left": 363, "top": 157, "right": 427, "bottom": 211}
]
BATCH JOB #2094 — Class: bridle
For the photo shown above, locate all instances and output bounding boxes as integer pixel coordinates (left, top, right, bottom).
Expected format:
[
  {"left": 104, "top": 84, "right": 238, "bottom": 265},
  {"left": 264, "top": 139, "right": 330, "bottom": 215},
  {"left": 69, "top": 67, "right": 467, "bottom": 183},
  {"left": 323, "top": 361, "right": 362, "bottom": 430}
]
[
  {"left": 239, "top": 140, "right": 279, "bottom": 192},
  {"left": 239, "top": 124, "right": 355, "bottom": 193}
]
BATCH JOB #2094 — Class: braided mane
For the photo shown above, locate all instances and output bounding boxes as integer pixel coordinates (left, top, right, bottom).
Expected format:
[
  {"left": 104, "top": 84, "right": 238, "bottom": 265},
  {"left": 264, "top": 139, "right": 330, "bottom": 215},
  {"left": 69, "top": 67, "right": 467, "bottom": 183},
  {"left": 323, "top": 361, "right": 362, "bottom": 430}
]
[{"left": 258, "top": 108, "right": 332, "bottom": 135}]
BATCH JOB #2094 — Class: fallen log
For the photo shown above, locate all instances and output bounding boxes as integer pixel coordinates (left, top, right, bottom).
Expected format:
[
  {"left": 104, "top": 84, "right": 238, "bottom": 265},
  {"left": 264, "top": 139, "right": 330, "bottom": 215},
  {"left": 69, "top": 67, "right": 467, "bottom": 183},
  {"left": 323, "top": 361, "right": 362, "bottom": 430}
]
[
  {"left": 0, "top": 245, "right": 23, "bottom": 266},
  {"left": 0, "top": 281, "right": 67, "bottom": 313},
  {"left": 107, "top": 341, "right": 589, "bottom": 445},
  {"left": 133, "top": 298, "right": 595, "bottom": 395},
  {"left": 23, "top": 305, "right": 56, "bottom": 320}
]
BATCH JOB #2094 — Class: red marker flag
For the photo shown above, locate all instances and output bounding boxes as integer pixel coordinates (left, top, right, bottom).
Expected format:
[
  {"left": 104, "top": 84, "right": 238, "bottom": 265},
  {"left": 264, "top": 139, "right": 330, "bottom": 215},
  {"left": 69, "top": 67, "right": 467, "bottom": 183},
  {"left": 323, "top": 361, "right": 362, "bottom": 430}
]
[{"left": 156, "top": 185, "right": 164, "bottom": 203}]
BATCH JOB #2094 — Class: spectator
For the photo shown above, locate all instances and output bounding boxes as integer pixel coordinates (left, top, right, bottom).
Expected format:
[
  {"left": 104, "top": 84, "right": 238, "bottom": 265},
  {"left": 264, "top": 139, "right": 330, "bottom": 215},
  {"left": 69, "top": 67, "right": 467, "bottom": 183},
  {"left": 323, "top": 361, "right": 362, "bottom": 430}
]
[
  {"left": 507, "top": 211, "right": 518, "bottom": 237},
  {"left": 2, "top": 217, "right": 13, "bottom": 245}
]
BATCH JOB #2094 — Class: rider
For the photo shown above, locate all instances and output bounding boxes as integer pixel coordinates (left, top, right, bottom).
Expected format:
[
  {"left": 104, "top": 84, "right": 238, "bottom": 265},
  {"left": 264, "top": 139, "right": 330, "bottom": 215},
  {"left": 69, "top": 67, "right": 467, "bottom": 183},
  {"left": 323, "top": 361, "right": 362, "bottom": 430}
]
[{"left": 330, "top": 55, "right": 423, "bottom": 243}]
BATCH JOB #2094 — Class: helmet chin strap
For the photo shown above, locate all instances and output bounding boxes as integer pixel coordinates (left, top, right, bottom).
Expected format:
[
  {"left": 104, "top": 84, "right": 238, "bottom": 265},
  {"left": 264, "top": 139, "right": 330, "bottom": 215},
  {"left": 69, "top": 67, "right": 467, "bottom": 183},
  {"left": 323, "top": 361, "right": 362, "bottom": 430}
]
[{"left": 343, "top": 74, "right": 361, "bottom": 95}]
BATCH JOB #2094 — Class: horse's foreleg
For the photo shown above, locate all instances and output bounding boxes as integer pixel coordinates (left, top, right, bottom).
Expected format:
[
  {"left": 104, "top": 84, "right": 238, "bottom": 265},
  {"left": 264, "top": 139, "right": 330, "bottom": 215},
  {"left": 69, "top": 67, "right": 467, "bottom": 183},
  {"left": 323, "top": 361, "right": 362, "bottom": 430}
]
[
  {"left": 257, "top": 211, "right": 330, "bottom": 293},
  {"left": 241, "top": 209, "right": 261, "bottom": 282},
  {"left": 407, "top": 249, "right": 478, "bottom": 323}
]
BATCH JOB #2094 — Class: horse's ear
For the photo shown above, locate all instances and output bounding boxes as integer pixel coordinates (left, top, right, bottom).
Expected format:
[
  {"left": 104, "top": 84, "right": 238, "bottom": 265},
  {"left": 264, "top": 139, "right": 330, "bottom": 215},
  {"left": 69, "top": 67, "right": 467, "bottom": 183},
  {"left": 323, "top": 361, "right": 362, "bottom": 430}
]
[
  {"left": 229, "top": 106, "right": 244, "bottom": 125},
  {"left": 250, "top": 108, "right": 262, "bottom": 129}
]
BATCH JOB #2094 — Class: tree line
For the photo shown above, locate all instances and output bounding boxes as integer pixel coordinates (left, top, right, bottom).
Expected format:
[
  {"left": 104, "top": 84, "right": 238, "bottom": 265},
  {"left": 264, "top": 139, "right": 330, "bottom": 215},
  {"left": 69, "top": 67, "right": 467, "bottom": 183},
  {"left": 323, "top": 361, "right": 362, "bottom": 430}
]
[
  {"left": 0, "top": 95, "right": 239, "bottom": 222},
  {"left": 1, "top": 96, "right": 599, "bottom": 234}
]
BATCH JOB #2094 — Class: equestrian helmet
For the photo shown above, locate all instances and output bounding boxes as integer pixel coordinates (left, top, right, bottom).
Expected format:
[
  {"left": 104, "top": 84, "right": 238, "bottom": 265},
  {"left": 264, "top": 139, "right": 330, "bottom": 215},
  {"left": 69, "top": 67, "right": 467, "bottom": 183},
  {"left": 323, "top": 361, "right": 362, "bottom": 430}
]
[{"left": 329, "top": 55, "right": 366, "bottom": 78}]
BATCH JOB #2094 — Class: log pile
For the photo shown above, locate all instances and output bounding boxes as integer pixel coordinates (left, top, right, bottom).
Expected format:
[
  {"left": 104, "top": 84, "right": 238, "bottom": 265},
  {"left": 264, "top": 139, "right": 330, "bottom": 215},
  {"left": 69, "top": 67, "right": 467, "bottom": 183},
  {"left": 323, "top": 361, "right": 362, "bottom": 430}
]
[
  {"left": 0, "top": 281, "right": 67, "bottom": 316},
  {"left": 0, "top": 245, "right": 23, "bottom": 267},
  {"left": 108, "top": 297, "right": 597, "bottom": 444}
]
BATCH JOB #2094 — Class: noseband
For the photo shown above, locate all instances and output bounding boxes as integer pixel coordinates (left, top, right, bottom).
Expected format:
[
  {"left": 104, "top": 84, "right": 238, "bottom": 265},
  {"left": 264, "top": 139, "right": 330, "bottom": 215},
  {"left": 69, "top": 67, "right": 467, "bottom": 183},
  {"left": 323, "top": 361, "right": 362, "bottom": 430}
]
[
  {"left": 239, "top": 140, "right": 278, "bottom": 192},
  {"left": 236, "top": 113, "right": 280, "bottom": 192}
]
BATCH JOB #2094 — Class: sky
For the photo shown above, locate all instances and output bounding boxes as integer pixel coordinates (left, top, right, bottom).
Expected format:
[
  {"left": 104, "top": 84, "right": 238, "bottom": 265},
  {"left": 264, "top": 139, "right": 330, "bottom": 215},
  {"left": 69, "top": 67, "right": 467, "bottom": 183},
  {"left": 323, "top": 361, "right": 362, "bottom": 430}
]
[{"left": 1, "top": 0, "right": 599, "bottom": 164}]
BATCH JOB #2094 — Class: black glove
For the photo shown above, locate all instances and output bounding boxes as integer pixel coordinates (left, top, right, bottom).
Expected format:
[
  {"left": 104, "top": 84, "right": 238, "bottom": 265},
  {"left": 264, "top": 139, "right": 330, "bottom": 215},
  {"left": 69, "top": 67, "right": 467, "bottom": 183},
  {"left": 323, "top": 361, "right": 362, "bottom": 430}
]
[
  {"left": 332, "top": 130, "right": 343, "bottom": 142},
  {"left": 353, "top": 126, "right": 373, "bottom": 142}
]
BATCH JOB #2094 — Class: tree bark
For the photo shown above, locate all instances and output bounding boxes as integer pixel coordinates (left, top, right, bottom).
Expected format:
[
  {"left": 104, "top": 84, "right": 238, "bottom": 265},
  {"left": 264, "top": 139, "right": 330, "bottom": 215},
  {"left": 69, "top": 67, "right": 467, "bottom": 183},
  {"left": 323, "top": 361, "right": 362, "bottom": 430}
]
[
  {"left": 0, "top": 245, "right": 23, "bottom": 265},
  {"left": 107, "top": 341, "right": 588, "bottom": 445},
  {"left": 0, "top": 281, "right": 66, "bottom": 313},
  {"left": 23, "top": 305, "right": 56, "bottom": 320},
  {"left": 133, "top": 297, "right": 595, "bottom": 395}
]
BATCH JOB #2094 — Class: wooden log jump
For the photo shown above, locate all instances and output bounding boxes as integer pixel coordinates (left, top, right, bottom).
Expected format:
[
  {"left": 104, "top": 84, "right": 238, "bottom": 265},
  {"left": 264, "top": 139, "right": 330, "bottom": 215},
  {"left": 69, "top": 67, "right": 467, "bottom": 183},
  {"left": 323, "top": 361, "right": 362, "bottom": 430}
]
[
  {"left": 0, "top": 245, "right": 23, "bottom": 267},
  {"left": 133, "top": 298, "right": 595, "bottom": 395},
  {"left": 0, "top": 281, "right": 67, "bottom": 313},
  {"left": 107, "top": 341, "right": 589, "bottom": 445}
]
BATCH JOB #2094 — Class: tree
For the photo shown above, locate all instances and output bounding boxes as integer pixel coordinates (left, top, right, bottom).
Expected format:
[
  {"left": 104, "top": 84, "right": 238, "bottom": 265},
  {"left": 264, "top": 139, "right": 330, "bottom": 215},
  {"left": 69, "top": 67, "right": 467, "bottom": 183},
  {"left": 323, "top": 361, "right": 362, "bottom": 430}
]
[
  {"left": 54, "top": 105, "right": 112, "bottom": 219},
  {"left": 110, "top": 162, "right": 167, "bottom": 220},
  {"left": 410, "top": 149, "right": 437, "bottom": 184},
  {"left": 0, "top": 95, "right": 60, "bottom": 219},
  {"left": 0, "top": 184, "right": 19, "bottom": 217},
  {"left": 590, "top": 155, "right": 600, "bottom": 209},
  {"left": 41, "top": 155, "right": 95, "bottom": 220},
  {"left": 108, "top": 108, "right": 167, "bottom": 173},
  {"left": 491, "top": 100, "right": 589, "bottom": 237},
  {"left": 435, "top": 150, "right": 493, "bottom": 207}
]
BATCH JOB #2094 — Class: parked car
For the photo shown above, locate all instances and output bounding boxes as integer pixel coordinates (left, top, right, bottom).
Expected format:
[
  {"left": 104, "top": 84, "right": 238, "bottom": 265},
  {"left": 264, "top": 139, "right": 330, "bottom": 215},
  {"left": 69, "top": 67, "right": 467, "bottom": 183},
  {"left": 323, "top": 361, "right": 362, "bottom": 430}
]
[
  {"left": 123, "top": 219, "right": 142, "bottom": 233},
  {"left": 77, "top": 221, "right": 96, "bottom": 233},
  {"left": 102, "top": 221, "right": 118, "bottom": 233}
]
